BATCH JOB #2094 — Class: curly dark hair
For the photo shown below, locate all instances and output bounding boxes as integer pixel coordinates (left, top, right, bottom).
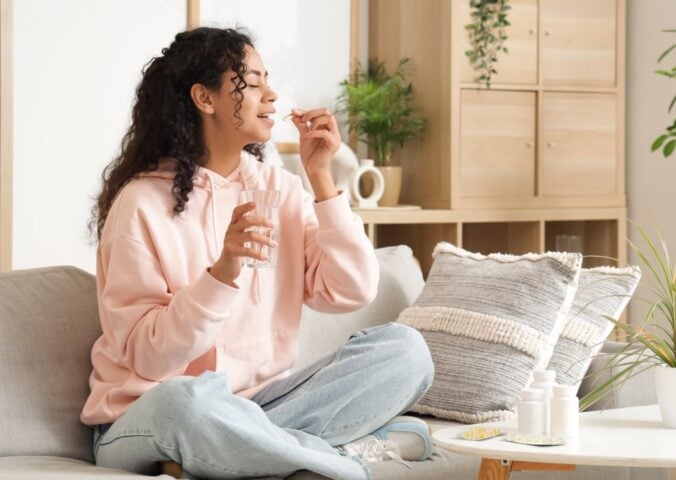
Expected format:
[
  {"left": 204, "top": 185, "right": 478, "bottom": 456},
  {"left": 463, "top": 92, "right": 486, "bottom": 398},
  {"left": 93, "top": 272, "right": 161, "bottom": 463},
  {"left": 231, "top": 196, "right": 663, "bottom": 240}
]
[{"left": 88, "top": 26, "right": 264, "bottom": 242}]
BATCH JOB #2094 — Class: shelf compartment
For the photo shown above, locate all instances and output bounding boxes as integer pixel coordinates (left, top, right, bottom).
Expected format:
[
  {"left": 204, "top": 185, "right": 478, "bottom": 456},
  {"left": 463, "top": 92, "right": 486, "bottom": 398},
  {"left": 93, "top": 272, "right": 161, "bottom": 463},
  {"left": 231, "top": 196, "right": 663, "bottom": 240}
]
[
  {"left": 545, "top": 220, "right": 618, "bottom": 268},
  {"left": 375, "top": 223, "right": 458, "bottom": 278},
  {"left": 462, "top": 221, "right": 541, "bottom": 256}
]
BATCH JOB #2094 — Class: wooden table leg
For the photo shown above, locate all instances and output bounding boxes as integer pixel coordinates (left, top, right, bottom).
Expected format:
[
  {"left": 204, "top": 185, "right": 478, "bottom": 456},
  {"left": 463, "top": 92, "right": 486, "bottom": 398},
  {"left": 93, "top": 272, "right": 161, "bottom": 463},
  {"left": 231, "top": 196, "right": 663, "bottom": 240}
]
[
  {"left": 160, "top": 461, "right": 183, "bottom": 478},
  {"left": 477, "top": 458, "right": 577, "bottom": 479},
  {"left": 478, "top": 458, "right": 512, "bottom": 480},
  {"left": 512, "top": 461, "right": 576, "bottom": 472}
]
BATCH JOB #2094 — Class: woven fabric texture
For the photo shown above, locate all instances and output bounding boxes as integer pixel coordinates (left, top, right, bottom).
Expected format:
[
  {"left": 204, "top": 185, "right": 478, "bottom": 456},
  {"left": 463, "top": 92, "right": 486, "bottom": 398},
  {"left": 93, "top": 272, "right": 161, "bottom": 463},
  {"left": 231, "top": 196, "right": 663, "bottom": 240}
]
[
  {"left": 547, "top": 266, "right": 641, "bottom": 388},
  {"left": 398, "top": 242, "right": 582, "bottom": 423}
]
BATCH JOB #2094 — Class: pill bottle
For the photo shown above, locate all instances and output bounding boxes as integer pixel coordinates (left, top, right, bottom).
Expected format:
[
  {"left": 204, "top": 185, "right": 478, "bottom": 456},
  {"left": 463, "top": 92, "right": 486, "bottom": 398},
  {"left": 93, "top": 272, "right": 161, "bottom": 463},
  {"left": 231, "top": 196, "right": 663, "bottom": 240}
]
[
  {"left": 531, "top": 369, "right": 556, "bottom": 435},
  {"left": 518, "top": 388, "right": 545, "bottom": 435},
  {"left": 551, "top": 384, "right": 579, "bottom": 438}
]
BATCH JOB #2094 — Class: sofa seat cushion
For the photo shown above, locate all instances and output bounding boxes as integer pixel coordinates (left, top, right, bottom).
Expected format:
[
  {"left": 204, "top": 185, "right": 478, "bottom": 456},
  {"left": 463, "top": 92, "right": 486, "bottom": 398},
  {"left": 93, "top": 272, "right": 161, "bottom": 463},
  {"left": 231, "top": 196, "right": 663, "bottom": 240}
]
[{"left": 0, "top": 456, "right": 168, "bottom": 479}]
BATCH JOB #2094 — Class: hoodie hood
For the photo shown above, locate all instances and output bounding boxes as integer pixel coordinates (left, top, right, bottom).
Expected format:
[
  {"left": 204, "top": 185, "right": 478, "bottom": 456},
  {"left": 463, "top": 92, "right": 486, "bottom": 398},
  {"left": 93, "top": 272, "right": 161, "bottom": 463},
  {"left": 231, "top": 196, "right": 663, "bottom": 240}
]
[{"left": 139, "top": 151, "right": 261, "bottom": 191}]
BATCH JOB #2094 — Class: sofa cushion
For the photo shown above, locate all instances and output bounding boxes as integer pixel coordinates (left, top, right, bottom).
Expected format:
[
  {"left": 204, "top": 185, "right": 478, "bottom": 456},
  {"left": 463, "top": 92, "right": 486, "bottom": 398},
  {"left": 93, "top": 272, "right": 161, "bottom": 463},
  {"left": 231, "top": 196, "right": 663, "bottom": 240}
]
[
  {"left": 0, "top": 266, "right": 100, "bottom": 463},
  {"left": 579, "top": 342, "right": 657, "bottom": 411},
  {"left": 547, "top": 266, "right": 641, "bottom": 389},
  {"left": 0, "top": 447, "right": 480, "bottom": 480},
  {"left": 0, "top": 456, "right": 167, "bottom": 479},
  {"left": 398, "top": 242, "right": 582, "bottom": 423},
  {"left": 0, "top": 246, "right": 423, "bottom": 466},
  {"left": 293, "top": 245, "right": 424, "bottom": 374}
]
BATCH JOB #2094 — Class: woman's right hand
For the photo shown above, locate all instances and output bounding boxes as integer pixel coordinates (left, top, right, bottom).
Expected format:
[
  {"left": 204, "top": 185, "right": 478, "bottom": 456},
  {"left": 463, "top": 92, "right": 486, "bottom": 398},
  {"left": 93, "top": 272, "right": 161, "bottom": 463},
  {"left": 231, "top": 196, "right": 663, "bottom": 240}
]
[{"left": 208, "top": 202, "right": 276, "bottom": 286}]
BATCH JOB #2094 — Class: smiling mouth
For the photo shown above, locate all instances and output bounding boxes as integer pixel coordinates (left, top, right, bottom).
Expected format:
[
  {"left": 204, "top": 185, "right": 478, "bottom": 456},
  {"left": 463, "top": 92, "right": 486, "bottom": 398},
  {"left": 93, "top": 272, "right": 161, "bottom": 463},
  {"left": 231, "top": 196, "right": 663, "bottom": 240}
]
[{"left": 257, "top": 114, "right": 274, "bottom": 126}]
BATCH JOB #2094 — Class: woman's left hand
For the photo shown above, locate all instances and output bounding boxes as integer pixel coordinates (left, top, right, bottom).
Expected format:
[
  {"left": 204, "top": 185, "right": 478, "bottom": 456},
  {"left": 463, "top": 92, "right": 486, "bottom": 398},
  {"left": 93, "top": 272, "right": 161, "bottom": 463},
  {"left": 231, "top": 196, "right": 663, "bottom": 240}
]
[{"left": 291, "top": 108, "right": 341, "bottom": 177}]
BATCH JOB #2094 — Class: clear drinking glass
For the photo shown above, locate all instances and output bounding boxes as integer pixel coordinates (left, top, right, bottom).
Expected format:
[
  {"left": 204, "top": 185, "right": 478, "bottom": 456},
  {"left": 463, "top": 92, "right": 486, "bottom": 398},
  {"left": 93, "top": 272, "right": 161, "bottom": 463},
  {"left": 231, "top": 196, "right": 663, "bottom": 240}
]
[
  {"left": 239, "top": 190, "right": 280, "bottom": 268},
  {"left": 555, "top": 234, "right": 583, "bottom": 253}
]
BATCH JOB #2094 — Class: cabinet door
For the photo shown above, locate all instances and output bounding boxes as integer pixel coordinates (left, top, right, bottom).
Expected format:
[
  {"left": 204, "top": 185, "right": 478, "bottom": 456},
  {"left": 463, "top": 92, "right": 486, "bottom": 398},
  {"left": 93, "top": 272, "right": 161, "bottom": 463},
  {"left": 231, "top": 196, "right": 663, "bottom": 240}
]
[
  {"left": 541, "top": 93, "right": 617, "bottom": 197},
  {"left": 460, "top": 0, "right": 538, "bottom": 85},
  {"left": 460, "top": 90, "right": 536, "bottom": 199},
  {"left": 541, "top": 0, "right": 617, "bottom": 87}
]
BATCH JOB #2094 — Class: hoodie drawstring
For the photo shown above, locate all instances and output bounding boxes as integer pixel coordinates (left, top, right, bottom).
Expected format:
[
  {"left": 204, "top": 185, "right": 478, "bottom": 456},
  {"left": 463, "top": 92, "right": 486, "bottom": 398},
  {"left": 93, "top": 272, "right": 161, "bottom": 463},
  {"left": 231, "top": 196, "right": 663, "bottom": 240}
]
[
  {"left": 238, "top": 169, "right": 262, "bottom": 305},
  {"left": 252, "top": 270, "right": 261, "bottom": 304},
  {"left": 208, "top": 161, "right": 261, "bottom": 304},
  {"left": 207, "top": 174, "right": 220, "bottom": 264}
]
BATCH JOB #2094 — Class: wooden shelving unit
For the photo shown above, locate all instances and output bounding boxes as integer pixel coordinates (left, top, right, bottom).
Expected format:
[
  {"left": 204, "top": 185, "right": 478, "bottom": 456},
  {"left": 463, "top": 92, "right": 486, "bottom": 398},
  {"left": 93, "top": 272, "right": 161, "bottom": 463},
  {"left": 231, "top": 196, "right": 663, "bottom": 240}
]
[
  {"left": 363, "top": 0, "right": 627, "bottom": 281},
  {"left": 355, "top": 207, "right": 626, "bottom": 277}
]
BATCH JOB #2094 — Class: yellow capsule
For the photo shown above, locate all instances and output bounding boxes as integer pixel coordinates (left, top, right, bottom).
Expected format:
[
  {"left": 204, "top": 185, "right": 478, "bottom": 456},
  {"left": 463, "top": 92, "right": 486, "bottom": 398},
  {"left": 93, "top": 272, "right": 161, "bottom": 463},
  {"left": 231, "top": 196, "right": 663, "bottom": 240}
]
[{"left": 462, "top": 426, "right": 503, "bottom": 441}]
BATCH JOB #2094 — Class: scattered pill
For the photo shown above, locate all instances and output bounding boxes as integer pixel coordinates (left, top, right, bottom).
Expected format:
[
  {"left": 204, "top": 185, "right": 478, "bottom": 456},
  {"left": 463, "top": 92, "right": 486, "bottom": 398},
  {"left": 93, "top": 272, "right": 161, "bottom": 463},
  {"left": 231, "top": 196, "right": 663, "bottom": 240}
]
[{"left": 462, "top": 426, "right": 503, "bottom": 441}]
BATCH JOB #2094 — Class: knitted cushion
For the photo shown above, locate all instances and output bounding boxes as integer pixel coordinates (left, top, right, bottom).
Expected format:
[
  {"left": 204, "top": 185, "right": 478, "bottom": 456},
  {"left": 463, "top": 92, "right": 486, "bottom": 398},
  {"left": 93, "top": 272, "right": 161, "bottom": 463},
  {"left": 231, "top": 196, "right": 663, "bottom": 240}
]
[
  {"left": 397, "top": 242, "right": 582, "bottom": 424},
  {"left": 547, "top": 266, "right": 641, "bottom": 389}
]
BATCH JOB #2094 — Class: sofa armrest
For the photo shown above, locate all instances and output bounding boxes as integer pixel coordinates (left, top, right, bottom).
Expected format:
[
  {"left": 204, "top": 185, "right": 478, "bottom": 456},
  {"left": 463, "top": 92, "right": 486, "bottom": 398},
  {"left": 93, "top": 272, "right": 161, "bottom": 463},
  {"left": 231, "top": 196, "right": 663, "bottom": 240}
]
[{"left": 577, "top": 341, "right": 657, "bottom": 411}]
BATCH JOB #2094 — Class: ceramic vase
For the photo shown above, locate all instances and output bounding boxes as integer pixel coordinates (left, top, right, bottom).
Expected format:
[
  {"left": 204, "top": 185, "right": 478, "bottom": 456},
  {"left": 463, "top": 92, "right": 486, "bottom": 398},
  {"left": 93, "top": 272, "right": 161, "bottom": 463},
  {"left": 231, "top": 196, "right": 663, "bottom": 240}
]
[
  {"left": 656, "top": 365, "right": 676, "bottom": 428},
  {"left": 377, "top": 166, "right": 402, "bottom": 207},
  {"left": 350, "top": 160, "right": 384, "bottom": 208}
]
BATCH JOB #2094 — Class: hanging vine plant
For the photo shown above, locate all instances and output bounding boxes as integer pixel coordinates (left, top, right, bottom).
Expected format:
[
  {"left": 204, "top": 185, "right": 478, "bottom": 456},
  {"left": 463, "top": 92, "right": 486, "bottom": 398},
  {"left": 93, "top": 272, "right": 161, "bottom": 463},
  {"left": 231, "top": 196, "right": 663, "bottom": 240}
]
[{"left": 465, "top": 0, "right": 511, "bottom": 88}]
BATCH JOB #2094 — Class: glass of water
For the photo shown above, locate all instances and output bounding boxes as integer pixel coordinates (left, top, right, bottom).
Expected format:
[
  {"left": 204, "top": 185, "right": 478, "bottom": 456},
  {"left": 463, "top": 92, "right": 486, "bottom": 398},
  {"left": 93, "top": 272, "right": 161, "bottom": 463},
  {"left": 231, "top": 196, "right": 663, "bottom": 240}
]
[
  {"left": 555, "top": 234, "right": 583, "bottom": 253},
  {"left": 239, "top": 190, "right": 280, "bottom": 268}
]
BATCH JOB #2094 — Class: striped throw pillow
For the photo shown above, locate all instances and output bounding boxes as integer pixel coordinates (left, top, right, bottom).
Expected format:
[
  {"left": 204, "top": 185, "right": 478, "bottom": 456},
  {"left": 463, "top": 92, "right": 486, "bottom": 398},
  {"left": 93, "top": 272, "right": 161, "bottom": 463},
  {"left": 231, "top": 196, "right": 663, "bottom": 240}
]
[
  {"left": 398, "top": 242, "right": 582, "bottom": 423},
  {"left": 547, "top": 266, "right": 641, "bottom": 389}
]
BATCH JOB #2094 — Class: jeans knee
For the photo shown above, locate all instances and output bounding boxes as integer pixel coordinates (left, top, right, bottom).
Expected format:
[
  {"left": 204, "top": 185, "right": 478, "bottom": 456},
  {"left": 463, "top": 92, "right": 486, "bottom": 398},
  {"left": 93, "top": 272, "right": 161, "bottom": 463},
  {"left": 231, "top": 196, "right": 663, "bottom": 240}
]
[
  {"left": 386, "top": 323, "right": 435, "bottom": 387},
  {"left": 408, "top": 328, "right": 435, "bottom": 386},
  {"left": 143, "top": 377, "right": 191, "bottom": 423},
  {"left": 142, "top": 374, "right": 224, "bottom": 429}
]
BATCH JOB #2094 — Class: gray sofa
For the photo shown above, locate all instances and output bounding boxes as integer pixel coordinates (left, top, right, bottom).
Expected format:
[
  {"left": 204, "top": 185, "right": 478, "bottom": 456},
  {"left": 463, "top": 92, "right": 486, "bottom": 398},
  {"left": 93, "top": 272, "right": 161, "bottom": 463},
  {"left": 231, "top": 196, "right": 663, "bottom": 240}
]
[{"left": 0, "top": 245, "right": 667, "bottom": 480}]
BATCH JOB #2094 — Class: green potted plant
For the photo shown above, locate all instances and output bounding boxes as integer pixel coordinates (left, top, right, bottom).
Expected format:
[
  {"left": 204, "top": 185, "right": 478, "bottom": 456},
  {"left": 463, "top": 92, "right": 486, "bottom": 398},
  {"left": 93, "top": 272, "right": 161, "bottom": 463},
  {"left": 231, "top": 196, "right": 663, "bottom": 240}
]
[
  {"left": 582, "top": 31, "right": 676, "bottom": 425},
  {"left": 337, "top": 57, "right": 426, "bottom": 207},
  {"left": 651, "top": 29, "right": 676, "bottom": 158},
  {"left": 580, "top": 224, "right": 676, "bottom": 428}
]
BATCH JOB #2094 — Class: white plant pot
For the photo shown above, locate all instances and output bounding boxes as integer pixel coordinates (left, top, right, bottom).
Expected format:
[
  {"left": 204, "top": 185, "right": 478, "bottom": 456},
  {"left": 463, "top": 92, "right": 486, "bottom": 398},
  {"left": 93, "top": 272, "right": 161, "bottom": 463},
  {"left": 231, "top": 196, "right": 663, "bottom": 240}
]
[{"left": 655, "top": 365, "right": 676, "bottom": 428}]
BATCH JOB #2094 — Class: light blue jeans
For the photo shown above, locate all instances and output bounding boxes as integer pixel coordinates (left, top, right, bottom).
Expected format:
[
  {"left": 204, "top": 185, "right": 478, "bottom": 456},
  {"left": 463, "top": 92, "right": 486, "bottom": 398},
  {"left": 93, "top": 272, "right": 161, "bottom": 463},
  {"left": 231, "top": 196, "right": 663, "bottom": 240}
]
[{"left": 93, "top": 322, "right": 435, "bottom": 480}]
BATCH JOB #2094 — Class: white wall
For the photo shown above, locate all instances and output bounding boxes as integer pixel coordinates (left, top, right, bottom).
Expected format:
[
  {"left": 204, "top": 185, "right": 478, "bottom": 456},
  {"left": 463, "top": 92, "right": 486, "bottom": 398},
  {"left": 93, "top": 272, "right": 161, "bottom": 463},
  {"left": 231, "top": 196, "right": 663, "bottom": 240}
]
[
  {"left": 626, "top": 0, "right": 676, "bottom": 324},
  {"left": 11, "top": 1, "right": 357, "bottom": 274},
  {"left": 13, "top": 0, "right": 186, "bottom": 273},
  {"left": 200, "top": 0, "right": 352, "bottom": 143},
  {"left": 16, "top": 0, "right": 671, "bottom": 291}
]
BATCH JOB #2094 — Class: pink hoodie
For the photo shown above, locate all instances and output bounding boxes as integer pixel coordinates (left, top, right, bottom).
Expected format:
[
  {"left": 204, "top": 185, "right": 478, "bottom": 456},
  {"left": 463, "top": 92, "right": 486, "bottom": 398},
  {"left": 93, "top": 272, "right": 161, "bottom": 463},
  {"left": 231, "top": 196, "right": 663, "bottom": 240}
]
[{"left": 80, "top": 152, "right": 379, "bottom": 426}]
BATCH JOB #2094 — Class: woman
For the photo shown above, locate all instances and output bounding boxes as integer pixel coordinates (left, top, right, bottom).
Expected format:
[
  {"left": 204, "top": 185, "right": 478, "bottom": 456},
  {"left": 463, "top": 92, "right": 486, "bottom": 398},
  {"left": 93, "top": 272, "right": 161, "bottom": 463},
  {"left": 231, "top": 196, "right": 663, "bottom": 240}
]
[{"left": 82, "top": 26, "right": 435, "bottom": 480}]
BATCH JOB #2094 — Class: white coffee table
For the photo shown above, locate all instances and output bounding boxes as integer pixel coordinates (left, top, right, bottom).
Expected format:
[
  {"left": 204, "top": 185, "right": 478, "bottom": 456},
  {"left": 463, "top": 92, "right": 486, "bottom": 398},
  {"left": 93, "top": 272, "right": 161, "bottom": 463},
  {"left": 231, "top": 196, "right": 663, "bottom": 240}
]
[{"left": 432, "top": 405, "right": 676, "bottom": 480}]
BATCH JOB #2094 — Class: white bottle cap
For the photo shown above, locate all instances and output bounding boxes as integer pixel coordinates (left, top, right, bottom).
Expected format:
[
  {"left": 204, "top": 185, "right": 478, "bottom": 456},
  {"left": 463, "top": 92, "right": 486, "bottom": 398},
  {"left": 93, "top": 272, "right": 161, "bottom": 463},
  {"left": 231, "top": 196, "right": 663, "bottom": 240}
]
[
  {"left": 533, "top": 370, "right": 557, "bottom": 382},
  {"left": 552, "top": 384, "right": 577, "bottom": 397},
  {"left": 520, "top": 388, "right": 543, "bottom": 400}
]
